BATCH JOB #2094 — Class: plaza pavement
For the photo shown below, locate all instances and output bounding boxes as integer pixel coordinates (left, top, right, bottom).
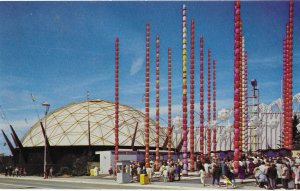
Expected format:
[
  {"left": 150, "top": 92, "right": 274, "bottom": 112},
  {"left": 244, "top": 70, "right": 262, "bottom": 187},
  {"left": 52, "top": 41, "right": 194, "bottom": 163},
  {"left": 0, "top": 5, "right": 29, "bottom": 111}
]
[{"left": 0, "top": 172, "right": 261, "bottom": 190}]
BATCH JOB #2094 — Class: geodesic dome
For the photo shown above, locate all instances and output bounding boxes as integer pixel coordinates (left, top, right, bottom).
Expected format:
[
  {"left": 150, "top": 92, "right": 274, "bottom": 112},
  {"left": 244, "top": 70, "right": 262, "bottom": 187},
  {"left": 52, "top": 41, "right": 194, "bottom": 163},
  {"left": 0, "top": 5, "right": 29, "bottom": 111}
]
[{"left": 21, "top": 100, "right": 171, "bottom": 148}]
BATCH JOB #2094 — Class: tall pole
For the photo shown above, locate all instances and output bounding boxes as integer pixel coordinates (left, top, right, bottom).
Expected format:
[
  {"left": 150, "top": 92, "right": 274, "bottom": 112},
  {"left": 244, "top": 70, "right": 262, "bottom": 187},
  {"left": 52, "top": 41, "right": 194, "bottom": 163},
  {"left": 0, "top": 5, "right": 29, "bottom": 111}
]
[
  {"left": 145, "top": 23, "right": 150, "bottom": 168},
  {"left": 182, "top": 4, "right": 188, "bottom": 176},
  {"left": 284, "top": 25, "right": 289, "bottom": 149},
  {"left": 42, "top": 102, "right": 50, "bottom": 179},
  {"left": 87, "top": 91, "right": 91, "bottom": 151},
  {"left": 44, "top": 116, "right": 47, "bottom": 178},
  {"left": 287, "top": 0, "right": 293, "bottom": 149},
  {"left": 207, "top": 49, "right": 211, "bottom": 157},
  {"left": 189, "top": 19, "right": 195, "bottom": 171},
  {"left": 155, "top": 35, "right": 160, "bottom": 171},
  {"left": 213, "top": 59, "right": 217, "bottom": 156},
  {"left": 283, "top": 38, "right": 287, "bottom": 148},
  {"left": 240, "top": 35, "right": 244, "bottom": 155},
  {"left": 114, "top": 37, "right": 119, "bottom": 173},
  {"left": 244, "top": 51, "right": 249, "bottom": 153},
  {"left": 233, "top": 0, "right": 241, "bottom": 170},
  {"left": 167, "top": 48, "right": 172, "bottom": 161},
  {"left": 200, "top": 37, "right": 204, "bottom": 161}
]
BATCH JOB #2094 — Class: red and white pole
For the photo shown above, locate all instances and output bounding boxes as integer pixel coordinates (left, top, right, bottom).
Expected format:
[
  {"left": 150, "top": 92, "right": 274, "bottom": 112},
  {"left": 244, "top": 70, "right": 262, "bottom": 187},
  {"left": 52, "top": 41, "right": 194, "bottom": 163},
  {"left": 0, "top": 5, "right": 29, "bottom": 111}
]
[
  {"left": 155, "top": 36, "right": 160, "bottom": 171},
  {"left": 200, "top": 37, "right": 204, "bottom": 161},
  {"left": 233, "top": 0, "right": 241, "bottom": 170},
  {"left": 167, "top": 48, "right": 172, "bottom": 161},
  {"left": 182, "top": 4, "right": 188, "bottom": 176},
  {"left": 287, "top": 0, "right": 293, "bottom": 149},
  {"left": 213, "top": 59, "right": 217, "bottom": 156},
  {"left": 189, "top": 19, "right": 195, "bottom": 171},
  {"left": 114, "top": 37, "right": 119, "bottom": 173},
  {"left": 244, "top": 50, "right": 249, "bottom": 153},
  {"left": 207, "top": 49, "right": 211, "bottom": 157},
  {"left": 145, "top": 23, "right": 150, "bottom": 168}
]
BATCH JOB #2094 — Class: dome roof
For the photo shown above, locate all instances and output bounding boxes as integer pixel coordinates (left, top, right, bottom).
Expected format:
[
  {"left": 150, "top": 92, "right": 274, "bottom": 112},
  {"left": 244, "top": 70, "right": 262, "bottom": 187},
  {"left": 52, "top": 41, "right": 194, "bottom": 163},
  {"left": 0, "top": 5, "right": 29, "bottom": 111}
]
[{"left": 21, "top": 100, "right": 174, "bottom": 148}]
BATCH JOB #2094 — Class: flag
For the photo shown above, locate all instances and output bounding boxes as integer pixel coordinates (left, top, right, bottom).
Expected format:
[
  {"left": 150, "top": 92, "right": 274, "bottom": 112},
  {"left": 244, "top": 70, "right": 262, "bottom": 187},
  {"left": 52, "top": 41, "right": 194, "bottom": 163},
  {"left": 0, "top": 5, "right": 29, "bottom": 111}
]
[{"left": 31, "top": 93, "right": 36, "bottom": 102}]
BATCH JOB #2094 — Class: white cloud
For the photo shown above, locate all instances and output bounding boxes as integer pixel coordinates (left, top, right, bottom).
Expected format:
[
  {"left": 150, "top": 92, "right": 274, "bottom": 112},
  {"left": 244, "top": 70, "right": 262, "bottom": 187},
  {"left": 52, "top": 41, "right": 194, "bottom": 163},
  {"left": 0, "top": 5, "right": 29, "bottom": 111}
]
[
  {"left": 130, "top": 57, "right": 144, "bottom": 76},
  {"left": 248, "top": 55, "right": 282, "bottom": 68},
  {"left": 0, "top": 117, "right": 36, "bottom": 132}
]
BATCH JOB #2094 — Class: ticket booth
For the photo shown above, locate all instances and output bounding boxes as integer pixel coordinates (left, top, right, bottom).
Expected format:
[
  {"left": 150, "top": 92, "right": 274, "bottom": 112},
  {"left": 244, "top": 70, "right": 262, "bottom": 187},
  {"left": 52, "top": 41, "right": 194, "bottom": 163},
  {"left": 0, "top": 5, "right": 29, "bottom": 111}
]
[{"left": 116, "top": 160, "right": 131, "bottom": 184}]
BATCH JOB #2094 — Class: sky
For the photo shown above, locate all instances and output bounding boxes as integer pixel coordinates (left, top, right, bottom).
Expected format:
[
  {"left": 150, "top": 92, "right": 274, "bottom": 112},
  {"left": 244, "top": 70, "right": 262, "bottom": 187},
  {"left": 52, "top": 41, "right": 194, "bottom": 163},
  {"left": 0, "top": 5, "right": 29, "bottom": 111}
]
[{"left": 0, "top": 1, "right": 299, "bottom": 155}]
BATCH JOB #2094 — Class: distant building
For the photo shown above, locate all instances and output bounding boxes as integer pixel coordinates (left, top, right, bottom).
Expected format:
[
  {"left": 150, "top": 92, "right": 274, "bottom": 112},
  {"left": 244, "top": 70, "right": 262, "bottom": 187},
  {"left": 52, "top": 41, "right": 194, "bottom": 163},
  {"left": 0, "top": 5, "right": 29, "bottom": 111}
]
[{"left": 3, "top": 100, "right": 178, "bottom": 175}]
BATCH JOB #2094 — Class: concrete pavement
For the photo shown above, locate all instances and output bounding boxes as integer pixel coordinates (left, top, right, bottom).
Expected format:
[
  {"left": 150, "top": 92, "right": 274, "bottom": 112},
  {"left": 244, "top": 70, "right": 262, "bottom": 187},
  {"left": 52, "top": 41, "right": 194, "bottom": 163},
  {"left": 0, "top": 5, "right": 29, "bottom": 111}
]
[{"left": 0, "top": 173, "right": 260, "bottom": 190}]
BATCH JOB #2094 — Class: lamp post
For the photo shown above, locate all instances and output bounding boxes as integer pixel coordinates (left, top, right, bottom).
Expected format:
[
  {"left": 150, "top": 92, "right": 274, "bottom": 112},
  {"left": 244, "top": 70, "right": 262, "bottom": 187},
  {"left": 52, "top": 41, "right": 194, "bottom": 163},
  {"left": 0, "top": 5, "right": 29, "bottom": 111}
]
[{"left": 42, "top": 101, "right": 50, "bottom": 179}]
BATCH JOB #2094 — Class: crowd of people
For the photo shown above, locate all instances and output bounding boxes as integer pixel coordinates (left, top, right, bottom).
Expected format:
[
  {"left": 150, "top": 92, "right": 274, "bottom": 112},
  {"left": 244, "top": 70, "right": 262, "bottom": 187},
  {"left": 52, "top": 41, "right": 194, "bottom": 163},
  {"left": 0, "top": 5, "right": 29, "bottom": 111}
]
[
  {"left": 129, "top": 159, "right": 183, "bottom": 183},
  {"left": 125, "top": 154, "right": 300, "bottom": 189},
  {"left": 4, "top": 166, "right": 27, "bottom": 177}
]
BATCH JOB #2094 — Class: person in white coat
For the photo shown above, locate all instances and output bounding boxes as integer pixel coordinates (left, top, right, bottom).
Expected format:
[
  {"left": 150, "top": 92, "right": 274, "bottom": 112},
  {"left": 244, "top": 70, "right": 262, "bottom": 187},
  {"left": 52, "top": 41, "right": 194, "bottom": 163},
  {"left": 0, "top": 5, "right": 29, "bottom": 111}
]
[
  {"left": 293, "top": 163, "right": 300, "bottom": 189},
  {"left": 94, "top": 166, "right": 98, "bottom": 176}
]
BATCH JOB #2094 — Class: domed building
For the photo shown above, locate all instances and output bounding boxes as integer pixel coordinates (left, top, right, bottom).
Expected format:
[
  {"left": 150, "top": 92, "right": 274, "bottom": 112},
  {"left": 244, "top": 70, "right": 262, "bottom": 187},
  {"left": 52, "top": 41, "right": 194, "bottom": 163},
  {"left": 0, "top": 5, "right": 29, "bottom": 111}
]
[
  {"left": 3, "top": 95, "right": 300, "bottom": 175},
  {"left": 4, "top": 100, "right": 179, "bottom": 175}
]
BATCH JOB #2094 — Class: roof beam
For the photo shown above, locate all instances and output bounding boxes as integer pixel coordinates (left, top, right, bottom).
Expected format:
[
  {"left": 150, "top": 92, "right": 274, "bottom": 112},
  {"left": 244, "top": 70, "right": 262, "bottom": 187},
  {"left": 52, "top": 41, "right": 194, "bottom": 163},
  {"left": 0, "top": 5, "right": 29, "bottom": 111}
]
[
  {"left": 10, "top": 125, "right": 24, "bottom": 150},
  {"left": 1, "top": 129, "right": 15, "bottom": 156},
  {"left": 131, "top": 122, "right": 138, "bottom": 150},
  {"left": 40, "top": 122, "right": 51, "bottom": 148}
]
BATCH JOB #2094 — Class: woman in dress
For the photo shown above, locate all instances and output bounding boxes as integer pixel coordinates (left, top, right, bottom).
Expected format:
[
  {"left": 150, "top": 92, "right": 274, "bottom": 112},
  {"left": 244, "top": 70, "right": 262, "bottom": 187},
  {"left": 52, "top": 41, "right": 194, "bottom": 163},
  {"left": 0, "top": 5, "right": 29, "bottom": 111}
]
[{"left": 238, "top": 161, "right": 246, "bottom": 184}]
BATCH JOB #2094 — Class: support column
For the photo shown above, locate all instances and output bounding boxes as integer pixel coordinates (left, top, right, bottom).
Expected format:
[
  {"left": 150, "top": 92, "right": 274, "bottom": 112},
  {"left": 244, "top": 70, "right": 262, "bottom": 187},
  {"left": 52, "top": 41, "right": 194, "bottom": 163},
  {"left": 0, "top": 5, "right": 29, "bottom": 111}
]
[
  {"left": 213, "top": 59, "right": 217, "bottom": 156},
  {"left": 207, "top": 49, "right": 211, "bottom": 157},
  {"left": 182, "top": 4, "right": 188, "bottom": 176},
  {"left": 233, "top": 0, "right": 241, "bottom": 170},
  {"left": 145, "top": 23, "right": 150, "bottom": 168},
  {"left": 167, "top": 48, "right": 172, "bottom": 161},
  {"left": 114, "top": 37, "right": 119, "bottom": 173},
  {"left": 155, "top": 36, "right": 160, "bottom": 171},
  {"left": 200, "top": 37, "right": 204, "bottom": 161},
  {"left": 189, "top": 19, "right": 195, "bottom": 171}
]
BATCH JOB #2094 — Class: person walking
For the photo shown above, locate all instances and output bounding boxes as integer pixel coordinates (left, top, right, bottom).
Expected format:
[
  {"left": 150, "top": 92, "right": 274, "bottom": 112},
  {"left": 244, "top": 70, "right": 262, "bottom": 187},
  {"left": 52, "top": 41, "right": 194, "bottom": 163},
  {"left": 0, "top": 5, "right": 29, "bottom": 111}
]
[
  {"left": 212, "top": 164, "right": 221, "bottom": 187},
  {"left": 238, "top": 162, "right": 246, "bottom": 184},
  {"left": 5, "top": 166, "right": 8, "bottom": 176},
  {"left": 169, "top": 164, "right": 175, "bottom": 182},
  {"left": 146, "top": 165, "right": 153, "bottom": 183},
  {"left": 224, "top": 162, "right": 236, "bottom": 188},
  {"left": 293, "top": 163, "right": 300, "bottom": 189},
  {"left": 15, "top": 166, "right": 19, "bottom": 177},
  {"left": 248, "top": 158, "right": 255, "bottom": 177},
  {"left": 175, "top": 163, "right": 182, "bottom": 181},
  {"left": 220, "top": 159, "right": 225, "bottom": 176},
  {"left": 204, "top": 160, "right": 211, "bottom": 176},
  {"left": 281, "top": 163, "right": 290, "bottom": 189},
  {"left": 199, "top": 164, "right": 206, "bottom": 187},
  {"left": 137, "top": 164, "right": 141, "bottom": 182},
  {"left": 49, "top": 167, "right": 53, "bottom": 178},
  {"left": 267, "top": 164, "right": 277, "bottom": 189},
  {"left": 161, "top": 164, "right": 168, "bottom": 182},
  {"left": 276, "top": 160, "right": 283, "bottom": 186}
]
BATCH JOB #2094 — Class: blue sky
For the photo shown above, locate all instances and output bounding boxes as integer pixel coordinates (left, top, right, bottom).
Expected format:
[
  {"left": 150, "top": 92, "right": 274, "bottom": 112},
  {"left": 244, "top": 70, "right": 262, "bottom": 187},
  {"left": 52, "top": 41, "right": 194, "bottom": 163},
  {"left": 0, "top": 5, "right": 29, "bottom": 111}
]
[{"left": 0, "top": 1, "right": 299, "bottom": 155}]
